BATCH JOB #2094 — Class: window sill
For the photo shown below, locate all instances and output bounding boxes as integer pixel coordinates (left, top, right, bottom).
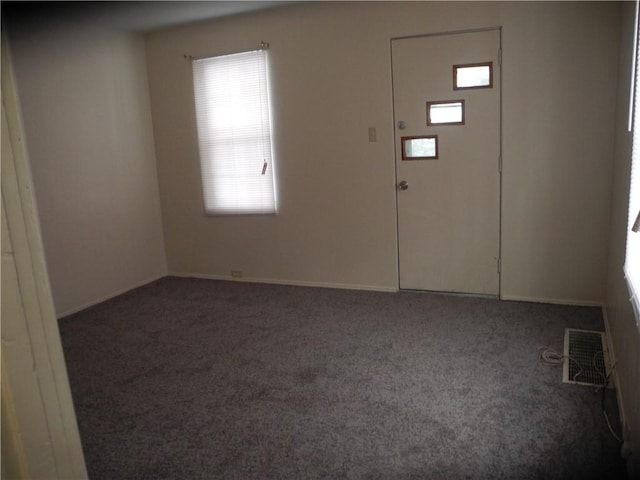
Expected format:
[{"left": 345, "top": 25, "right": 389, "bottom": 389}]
[{"left": 623, "top": 264, "right": 640, "bottom": 328}]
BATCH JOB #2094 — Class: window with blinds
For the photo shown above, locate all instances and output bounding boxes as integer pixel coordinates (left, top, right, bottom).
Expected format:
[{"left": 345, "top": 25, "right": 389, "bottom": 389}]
[
  {"left": 625, "top": 1, "right": 640, "bottom": 325},
  {"left": 192, "top": 47, "right": 276, "bottom": 215}
]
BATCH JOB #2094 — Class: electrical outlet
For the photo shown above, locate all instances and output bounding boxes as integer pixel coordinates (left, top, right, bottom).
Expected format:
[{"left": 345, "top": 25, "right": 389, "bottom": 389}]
[
  {"left": 368, "top": 127, "right": 377, "bottom": 142},
  {"left": 231, "top": 270, "right": 243, "bottom": 279}
]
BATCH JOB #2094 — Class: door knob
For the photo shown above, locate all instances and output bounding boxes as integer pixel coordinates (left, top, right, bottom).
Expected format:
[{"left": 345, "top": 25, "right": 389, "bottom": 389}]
[
  {"left": 398, "top": 180, "right": 409, "bottom": 190},
  {"left": 398, "top": 120, "right": 407, "bottom": 130}
]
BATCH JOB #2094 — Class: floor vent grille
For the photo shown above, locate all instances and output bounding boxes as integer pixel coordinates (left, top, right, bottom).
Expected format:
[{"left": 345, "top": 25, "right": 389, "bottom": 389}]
[{"left": 563, "top": 328, "right": 612, "bottom": 388}]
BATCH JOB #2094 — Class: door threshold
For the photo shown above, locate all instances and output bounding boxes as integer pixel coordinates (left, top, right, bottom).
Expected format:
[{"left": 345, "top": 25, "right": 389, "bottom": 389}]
[{"left": 399, "top": 288, "right": 499, "bottom": 300}]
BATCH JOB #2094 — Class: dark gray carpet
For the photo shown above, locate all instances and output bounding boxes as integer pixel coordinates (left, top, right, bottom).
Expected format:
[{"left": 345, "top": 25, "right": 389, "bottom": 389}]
[{"left": 59, "top": 277, "right": 626, "bottom": 479}]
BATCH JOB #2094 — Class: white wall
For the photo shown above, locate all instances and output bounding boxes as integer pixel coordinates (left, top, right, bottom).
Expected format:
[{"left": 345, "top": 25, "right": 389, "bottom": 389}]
[
  {"left": 8, "top": 19, "right": 168, "bottom": 317},
  {"left": 606, "top": 2, "right": 640, "bottom": 477},
  {"left": 146, "top": 1, "right": 620, "bottom": 304},
  {"left": 500, "top": 2, "right": 619, "bottom": 304}
]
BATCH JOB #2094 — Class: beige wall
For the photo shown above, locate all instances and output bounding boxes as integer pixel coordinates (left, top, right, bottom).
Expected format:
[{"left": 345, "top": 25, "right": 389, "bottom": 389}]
[
  {"left": 6, "top": 2, "right": 619, "bottom": 311},
  {"left": 146, "top": 1, "right": 620, "bottom": 304},
  {"left": 500, "top": 2, "right": 619, "bottom": 304},
  {"left": 606, "top": 2, "right": 640, "bottom": 477},
  {"left": 8, "top": 19, "right": 167, "bottom": 317}
]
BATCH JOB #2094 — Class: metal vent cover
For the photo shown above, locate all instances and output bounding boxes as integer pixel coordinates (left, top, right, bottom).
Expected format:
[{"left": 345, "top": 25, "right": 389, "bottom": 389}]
[{"left": 563, "top": 328, "right": 612, "bottom": 388}]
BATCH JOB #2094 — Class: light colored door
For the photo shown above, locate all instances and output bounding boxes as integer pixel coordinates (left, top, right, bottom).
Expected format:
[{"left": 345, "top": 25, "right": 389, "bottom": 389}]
[{"left": 393, "top": 29, "right": 501, "bottom": 295}]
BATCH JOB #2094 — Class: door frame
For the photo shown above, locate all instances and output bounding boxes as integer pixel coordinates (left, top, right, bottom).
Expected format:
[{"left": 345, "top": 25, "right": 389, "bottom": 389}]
[
  {"left": 390, "top": 26, "right": 503, "bottom": 298},
  {"left": 1, "top": 35, "right": 88, "bottom": 478}
]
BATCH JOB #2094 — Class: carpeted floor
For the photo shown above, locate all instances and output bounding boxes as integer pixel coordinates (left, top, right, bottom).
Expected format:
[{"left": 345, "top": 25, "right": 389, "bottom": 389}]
[{"left": 58, "top": 277, "right": 627, "bottom": 479}]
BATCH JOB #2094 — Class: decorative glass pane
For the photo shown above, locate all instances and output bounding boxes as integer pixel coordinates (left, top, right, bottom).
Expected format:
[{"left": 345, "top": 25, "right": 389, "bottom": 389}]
[
  {"left": 427, "top": 100, "right": 465, "bottom": 125},
  {"left": 402, "top": 135, "right": 438, "bottom": 160},
  {"left": 454, "top": 62, "right": 493, "bottom": 90}
]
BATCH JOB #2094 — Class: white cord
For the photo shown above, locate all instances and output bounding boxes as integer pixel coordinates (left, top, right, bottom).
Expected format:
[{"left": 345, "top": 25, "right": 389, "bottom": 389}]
[
  {"left": 538, "top": 347, "right": 622, "bottom": 443},
  {"left": 593, "top": 352, "right": 623, "bottom": 443},
  {"left": 537, "top": 346, "right": 583, "bottom": 381},
  {"left": 604, "top": 409, "right": 622, "bottom": 442},
  {"left": 538, "top": 346, "right": 564, "bottom": 366},
  {"left": 592, "top": 350, "right": 609, "bottom": 385}
]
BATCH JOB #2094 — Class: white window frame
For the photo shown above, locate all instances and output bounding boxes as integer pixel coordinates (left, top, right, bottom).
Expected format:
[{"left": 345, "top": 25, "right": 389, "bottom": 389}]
[{"left": 191, "top": 44, "right": 276, "bottom": 216}]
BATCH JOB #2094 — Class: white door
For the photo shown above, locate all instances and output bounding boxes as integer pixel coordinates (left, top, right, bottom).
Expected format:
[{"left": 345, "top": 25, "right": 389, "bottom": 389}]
[{"left": 393, "top": 29, "right": 501, "bottom": 295}]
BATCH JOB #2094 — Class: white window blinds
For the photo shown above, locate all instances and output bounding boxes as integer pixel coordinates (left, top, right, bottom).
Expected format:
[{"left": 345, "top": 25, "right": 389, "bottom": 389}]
[
  {"left": 192, "top": 48, "right": 276, "bottom": 215},
  {"left": 625, "top": 3, "right": 640, "bottom": 326}
]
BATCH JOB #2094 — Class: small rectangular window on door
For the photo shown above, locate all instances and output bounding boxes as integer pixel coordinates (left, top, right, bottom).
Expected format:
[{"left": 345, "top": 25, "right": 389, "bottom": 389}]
[
  {"left": 427, "top": 100, "right": 465, "bottom": 126},
  {"left": 401, "top": 135, "right": 438, "bottom": 160},
  {"left": 453, "top": 62, "right": 493, "bottom": 90}
]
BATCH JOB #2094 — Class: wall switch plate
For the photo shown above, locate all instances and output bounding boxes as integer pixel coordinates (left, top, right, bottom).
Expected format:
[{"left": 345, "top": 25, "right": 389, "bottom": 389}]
[{"left": 368, "top": 127, "right": 377, "bottom": 142}]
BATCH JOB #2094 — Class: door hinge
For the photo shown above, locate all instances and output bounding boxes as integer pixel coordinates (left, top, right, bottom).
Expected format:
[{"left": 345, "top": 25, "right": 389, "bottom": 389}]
[
  {"left": 498, "top": 48, "right": 502, "bottom": 66},
  {"left": 499, "top": 154, "right": 502, "bottom": 173},
  {"left": 497, "top": 258, "right": 502, "bottom": 274}
]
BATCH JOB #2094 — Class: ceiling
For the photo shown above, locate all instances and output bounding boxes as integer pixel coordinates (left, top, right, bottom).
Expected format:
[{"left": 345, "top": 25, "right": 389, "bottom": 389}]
[{"left": 4, "top": 1, "right": 295, "bottom": 32}]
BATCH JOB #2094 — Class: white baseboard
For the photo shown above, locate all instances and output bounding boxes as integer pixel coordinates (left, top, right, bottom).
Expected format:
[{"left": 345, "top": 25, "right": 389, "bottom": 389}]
[
  {"left": 169, "top": 271, "right": 398, "bottom": 293},
  {"left": 57, "top": 272, "right": 167, "bottom": 319},
  {"left": 500, "top": 294, "right": 604, "bottom": 308}
]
